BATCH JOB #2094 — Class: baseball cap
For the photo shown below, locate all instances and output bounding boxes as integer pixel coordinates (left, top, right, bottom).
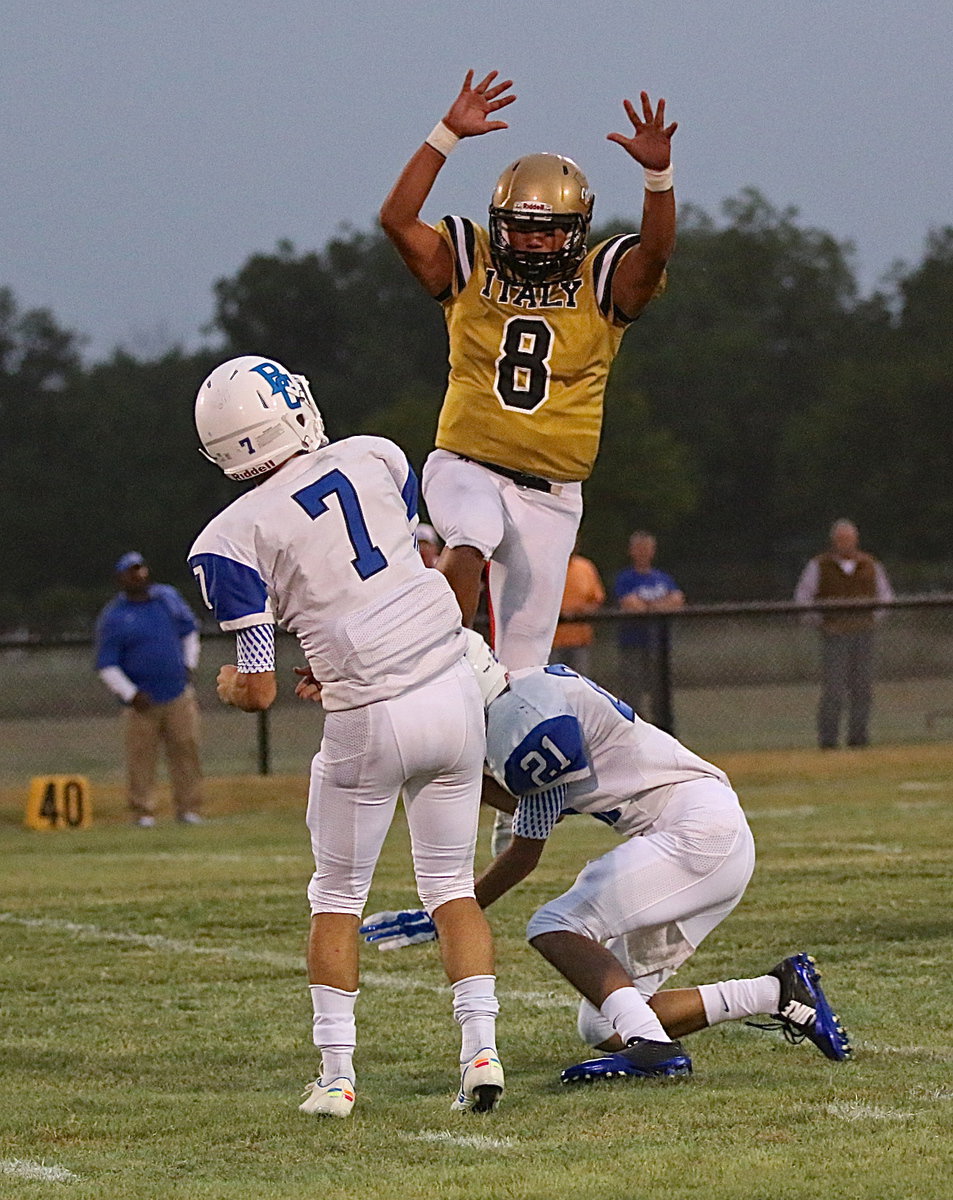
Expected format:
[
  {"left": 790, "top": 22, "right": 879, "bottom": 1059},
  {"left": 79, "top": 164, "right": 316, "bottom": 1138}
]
[{"left": 115, "top": 551, "right": 146, "bottom": 573}]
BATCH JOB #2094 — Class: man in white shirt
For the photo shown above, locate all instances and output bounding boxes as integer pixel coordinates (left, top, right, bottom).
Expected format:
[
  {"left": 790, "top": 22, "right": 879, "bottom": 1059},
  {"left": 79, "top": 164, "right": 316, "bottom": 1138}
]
[{"left": 188, "top": 355, "right": 502, "bottom": 1118}]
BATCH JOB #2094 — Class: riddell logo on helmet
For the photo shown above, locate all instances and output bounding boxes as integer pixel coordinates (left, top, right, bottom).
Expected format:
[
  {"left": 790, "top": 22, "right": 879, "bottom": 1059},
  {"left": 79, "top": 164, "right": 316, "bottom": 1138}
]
[
  {"left": 232, "top": 459, "right": 277, "bottom": 481},
  {"left": 513, "top": 201, "right": 553, "bottom": 214}
]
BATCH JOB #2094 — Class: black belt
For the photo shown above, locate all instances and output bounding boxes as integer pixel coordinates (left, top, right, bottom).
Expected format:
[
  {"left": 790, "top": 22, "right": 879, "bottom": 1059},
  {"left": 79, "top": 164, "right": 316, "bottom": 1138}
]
[{"left": 460, "top": 456, "right": 553, "bottom": 493}]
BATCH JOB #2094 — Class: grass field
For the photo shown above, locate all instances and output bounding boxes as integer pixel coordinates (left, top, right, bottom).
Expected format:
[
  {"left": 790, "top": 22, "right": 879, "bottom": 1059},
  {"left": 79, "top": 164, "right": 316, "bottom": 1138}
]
[{"left": 2, "top": 745, "right": 952, "bottom": 1199}]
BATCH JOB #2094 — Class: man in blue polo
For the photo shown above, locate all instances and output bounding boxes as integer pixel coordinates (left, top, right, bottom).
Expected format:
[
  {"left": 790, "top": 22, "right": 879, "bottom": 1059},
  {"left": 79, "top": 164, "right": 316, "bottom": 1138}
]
[
  {"left": 94, "top": 552, "right": 204, "bottom": 826},
  {"left": 614, "top": 530, "right": 684, "bottom": 725}
]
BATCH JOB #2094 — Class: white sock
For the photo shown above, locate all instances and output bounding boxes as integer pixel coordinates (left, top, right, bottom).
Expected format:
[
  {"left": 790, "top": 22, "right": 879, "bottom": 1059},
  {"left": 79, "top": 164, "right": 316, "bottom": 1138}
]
[
  {"left": 309, "top": 984, "right": 358, "bottom": 1084},
  {"left": 698, "top": 975, "right": 781, "bottom": 1027},
  {"left": 451, "top": 974, "right": 499, "bottom": 1064},
  {"left": 600, "top": 985, "right": 671, "bottom": 1044}
]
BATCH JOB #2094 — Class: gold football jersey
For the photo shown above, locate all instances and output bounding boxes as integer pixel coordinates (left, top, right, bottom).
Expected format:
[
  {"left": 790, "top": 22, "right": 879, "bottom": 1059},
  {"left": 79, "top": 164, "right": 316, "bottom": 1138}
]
[{"left": 433, "top": 217, "right": 641, "bottom": 482}]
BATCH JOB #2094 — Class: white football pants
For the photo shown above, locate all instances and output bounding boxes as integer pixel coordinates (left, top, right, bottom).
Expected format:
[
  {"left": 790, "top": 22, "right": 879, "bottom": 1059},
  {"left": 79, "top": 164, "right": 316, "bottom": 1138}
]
[
  {"left": 422, "top": 450, "right": 583, "bottom": 671},
  {"left": 306, "top": 659, "right": 486, "bottom": 917},
  {"left": 523, "top": 777, "right": 756, "bottom": 1047}
]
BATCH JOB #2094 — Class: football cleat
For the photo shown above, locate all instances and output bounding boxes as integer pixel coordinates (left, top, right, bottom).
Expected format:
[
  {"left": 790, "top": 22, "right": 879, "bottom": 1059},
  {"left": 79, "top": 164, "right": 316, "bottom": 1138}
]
[
  {"left": 450, "top": 1048, "right": 504, "bottom": 1113},
  {"left": 748, "top": 952, "right": 852, "bottom": 1061},
  {"left": 560, "top": 1037, "right": 692, "bottom": 1085},
  {"left": 298, "top": 1076, "right": 356, "bottom": 1118}
]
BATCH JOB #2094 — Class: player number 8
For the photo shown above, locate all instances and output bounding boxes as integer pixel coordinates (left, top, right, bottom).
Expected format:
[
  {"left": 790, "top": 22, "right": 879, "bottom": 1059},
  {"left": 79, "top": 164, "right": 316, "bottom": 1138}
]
[{"left": 494, "top": 316, "right": 554, "bottom": 413}]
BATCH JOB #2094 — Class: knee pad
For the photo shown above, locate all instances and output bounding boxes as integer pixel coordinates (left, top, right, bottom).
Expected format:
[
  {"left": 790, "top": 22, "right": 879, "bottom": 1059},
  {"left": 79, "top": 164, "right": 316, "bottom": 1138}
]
[
  {"left": 418, "top": 881, "right": 476, "bottom": 916},
  {"left": 307, "top": 872, "right": 365, "bottom": 917}
]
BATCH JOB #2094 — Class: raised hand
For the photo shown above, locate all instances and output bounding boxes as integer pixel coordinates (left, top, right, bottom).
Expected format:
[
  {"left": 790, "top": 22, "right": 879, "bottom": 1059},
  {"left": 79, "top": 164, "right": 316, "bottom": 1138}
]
[
  {"left": 443, "top": 69, "right": 516, "bottom": 139},
  {"left": 607, "top": 91, "right": 677, "bottom": 170}
]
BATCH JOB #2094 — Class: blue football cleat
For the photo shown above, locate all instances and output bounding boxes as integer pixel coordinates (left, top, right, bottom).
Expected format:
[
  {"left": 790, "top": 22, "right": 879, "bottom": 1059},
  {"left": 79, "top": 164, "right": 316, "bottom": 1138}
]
[
  {"left": 560, "top": 1037, "right": 692, "bottom": 1085},
  {"left": 749, "top": 952, "right": 852, "bottom": 1061}
]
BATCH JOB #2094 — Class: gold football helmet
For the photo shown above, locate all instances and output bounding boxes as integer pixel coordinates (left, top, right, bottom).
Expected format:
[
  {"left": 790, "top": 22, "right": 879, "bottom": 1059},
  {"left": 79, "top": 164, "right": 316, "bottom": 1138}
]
[{"left": 488, "top": 153, "right": 594, "bottom": 284}]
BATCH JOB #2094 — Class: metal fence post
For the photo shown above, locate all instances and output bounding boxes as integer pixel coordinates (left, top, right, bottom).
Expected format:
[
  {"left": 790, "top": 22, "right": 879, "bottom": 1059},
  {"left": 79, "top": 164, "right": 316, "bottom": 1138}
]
[{"left": 655, "top": 615, "right": 675, "bottom": 736}]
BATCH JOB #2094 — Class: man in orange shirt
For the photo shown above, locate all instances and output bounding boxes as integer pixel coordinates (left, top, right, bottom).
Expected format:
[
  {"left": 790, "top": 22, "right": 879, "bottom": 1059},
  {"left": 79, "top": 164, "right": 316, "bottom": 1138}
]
[{"left": 550, "top": 548, "right": 606, "bottom": 677}]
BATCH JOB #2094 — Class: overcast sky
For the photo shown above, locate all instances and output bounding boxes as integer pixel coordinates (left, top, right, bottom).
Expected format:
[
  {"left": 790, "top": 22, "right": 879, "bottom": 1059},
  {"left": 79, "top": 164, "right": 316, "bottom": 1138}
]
[{"left": 5, "top": 1, "right": 952, "bottom": 360}]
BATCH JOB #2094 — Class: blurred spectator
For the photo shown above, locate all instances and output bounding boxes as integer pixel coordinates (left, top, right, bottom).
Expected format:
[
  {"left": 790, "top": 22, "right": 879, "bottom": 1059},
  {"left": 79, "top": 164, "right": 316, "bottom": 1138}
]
[
  {"left": 416, "top": 522, "right": 442, "bottom": 569},
  {"left": 614, "top": 531, "right": 684, "bottom": 722},
  {"left": 550, "top": 543, "right": 606, "bottom": 676},
  {"left": 94, "top": 552, "right": 204, "bottom": 826},
  {"left": 794, "top": 519, "right": 894, "bottom": 749}
]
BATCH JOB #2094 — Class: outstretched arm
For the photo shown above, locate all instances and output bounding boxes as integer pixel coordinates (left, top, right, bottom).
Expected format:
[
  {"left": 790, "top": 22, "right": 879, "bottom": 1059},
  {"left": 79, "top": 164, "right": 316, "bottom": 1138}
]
[
  {"left": 607, "top": 92, "right": 678, "bottom": 320},
  {"left": 474, "top": 834, "right": 545, "bottom": 908},
  {"left": 379, "top": 69, "right": 516, "bottom": 297}
]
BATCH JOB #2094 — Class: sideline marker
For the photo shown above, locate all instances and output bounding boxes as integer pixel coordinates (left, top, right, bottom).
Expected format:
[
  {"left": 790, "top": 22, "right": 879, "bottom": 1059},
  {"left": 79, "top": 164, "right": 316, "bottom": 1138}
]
[{"left": 24, "top": 776, "right": 92, "bottom": 830}]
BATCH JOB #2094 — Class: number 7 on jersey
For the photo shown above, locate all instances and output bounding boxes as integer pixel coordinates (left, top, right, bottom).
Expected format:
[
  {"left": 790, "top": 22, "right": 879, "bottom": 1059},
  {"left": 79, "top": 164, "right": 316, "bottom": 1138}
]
[{"left": 292, "top": 468, "right": 388, "bottom": 581}]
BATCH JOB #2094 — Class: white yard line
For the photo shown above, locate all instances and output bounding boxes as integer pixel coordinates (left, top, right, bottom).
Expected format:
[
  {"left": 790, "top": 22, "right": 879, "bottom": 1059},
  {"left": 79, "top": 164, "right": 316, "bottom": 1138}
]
[
  {"left": 0, "top": 912, "right": 302, "bottom": 971},
  {"left": 403, "top": 1131, "right": 514, "bottom": 1150},
  {"left": 0, "top": 913, "right": 575, "bottom": 1010},
  {"left": 825, "top": 1101, "right": 914, "bottom": 1122},
  {"left": 0, "top": 1159, "right": 79, "bottom": 1183},
  {"left": 776, "top": 841, "right": 904, "bottom": 854},
  {"left": 857, "top": 1039, "right": 953, "bottom": 1061},
  {"left": 742, "top": 806, "right": 817, "bottom": 820}
]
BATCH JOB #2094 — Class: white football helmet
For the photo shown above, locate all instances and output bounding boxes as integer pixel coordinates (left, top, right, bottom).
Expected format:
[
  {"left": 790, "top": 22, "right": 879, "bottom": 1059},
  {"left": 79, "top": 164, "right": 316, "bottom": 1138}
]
[
  {"left": 195, "top": 355, "right": 328, "bottom": 481},
  {"left": 463, "top": 630, "right": 510, "bottom": 706}
]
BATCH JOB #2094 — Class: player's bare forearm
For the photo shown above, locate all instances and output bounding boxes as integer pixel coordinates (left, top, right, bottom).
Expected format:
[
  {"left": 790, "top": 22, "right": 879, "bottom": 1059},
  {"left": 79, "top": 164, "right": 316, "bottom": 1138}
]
[
  {"left": 611, "top": 189, "right": 675, "bottom": 317},
  {"left": 638, "top": 187, "right": 676, "bottom": 266},
  {"left": 379, "top": 145, "right": 444, "bottom": 240},
  {"left": 216, "top": 664, "right": 276, "bottom": 712},
  {"left": 379, "top": 147, "right": 454, "bottom": 297},
  {"left": 481, "top": 774, "right": 517, "bottom": 815},
  {"left": 474, "top": 837, "right": 544, "bottom": 908}
]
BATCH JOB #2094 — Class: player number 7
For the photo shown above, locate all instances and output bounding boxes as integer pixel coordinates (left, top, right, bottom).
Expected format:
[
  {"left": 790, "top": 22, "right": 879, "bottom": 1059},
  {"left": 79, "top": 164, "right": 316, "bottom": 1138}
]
[{"left": 292, "top": 469, "right": 388, "bottom": 581}]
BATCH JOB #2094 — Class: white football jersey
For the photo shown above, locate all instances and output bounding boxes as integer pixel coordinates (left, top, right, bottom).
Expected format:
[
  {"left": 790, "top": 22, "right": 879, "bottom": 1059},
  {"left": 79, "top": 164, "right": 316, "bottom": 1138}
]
[
  {"left": 485, "top": 666, "right": 730, "bottom": 840},
  {"left": 188, "top": 436, "right": 466, "bottom": 710}
]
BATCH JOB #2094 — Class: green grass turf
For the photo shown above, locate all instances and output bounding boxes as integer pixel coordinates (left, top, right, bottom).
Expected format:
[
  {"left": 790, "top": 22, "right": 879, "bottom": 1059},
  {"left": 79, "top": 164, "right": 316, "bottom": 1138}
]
[{"left": 1, "top": 745, "right": 952, "bottom": 1199}]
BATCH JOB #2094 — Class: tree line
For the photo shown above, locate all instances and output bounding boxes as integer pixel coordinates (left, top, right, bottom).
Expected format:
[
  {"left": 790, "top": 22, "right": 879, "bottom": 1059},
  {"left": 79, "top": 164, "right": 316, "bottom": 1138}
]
[{"left": 2, "top": 188, "right": 951, "bottom": 633}]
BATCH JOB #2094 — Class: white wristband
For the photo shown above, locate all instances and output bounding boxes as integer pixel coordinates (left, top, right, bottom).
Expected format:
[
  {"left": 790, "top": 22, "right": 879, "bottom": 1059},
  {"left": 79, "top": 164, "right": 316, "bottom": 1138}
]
[
  {"left": 425, "top": 121, "right": 460, "bottom": 158},
  {"left": 643, "top": 164, "right": 674, "bottom": 193}
]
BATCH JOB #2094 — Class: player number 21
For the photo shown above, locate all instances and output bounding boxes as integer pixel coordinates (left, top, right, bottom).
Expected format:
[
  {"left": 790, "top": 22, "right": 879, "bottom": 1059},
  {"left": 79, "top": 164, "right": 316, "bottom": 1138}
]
[{"left": 292, "top": 469, "right": 388, "bottom": 581}]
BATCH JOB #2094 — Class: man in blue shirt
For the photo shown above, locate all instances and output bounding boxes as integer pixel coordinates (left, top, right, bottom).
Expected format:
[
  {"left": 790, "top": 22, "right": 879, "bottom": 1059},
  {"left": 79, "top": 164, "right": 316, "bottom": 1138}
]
[
  {"left": 94, "top": 551, "right": 203, "bottom": 826},
  {"left": 614, "top": 530, "right": 684, "bottom": 725}
]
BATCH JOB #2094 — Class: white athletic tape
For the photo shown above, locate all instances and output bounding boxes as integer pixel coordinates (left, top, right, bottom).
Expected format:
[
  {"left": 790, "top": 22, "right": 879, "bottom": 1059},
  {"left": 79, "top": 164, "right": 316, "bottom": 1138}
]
[
  {"left": 0, "top": 1159, "right": 79, "bottom": 1182},
  {"left": 0, "top": 913, "right": 574, "bottom": 1010}
]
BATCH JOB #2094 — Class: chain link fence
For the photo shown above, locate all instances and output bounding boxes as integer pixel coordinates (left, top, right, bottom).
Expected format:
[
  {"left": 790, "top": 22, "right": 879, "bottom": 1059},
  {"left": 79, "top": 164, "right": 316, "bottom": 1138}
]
[{"left": 2, "top": 595, "right": 952, "bottom": 785}]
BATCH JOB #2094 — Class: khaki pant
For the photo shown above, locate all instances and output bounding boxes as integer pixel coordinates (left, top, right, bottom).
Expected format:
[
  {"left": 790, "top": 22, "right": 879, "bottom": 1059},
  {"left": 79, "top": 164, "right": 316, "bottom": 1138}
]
[{"left": 125, "top": 687, "right": 203, "bottom": 816}]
